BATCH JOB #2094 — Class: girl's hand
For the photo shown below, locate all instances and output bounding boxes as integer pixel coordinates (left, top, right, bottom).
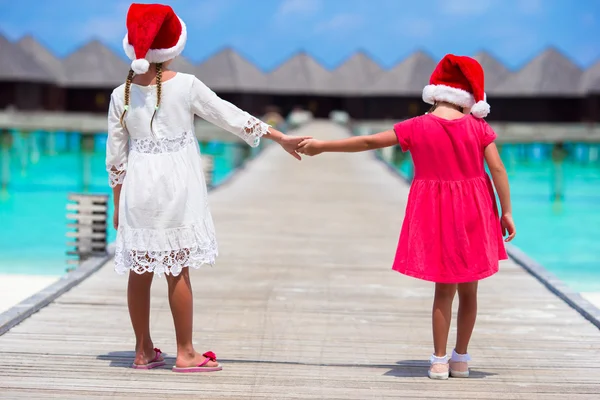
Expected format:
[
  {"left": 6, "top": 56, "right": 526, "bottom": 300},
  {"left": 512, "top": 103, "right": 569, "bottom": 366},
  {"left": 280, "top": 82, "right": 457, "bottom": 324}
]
[
  {"left": 501, "top": 213, "right": 516, "bottom": 242},
  {"left": 297, "top": 139, "right": 323, "bottom": 156},
  {"left": 279, "top": 135, "right": 312, "bottom": 160}
]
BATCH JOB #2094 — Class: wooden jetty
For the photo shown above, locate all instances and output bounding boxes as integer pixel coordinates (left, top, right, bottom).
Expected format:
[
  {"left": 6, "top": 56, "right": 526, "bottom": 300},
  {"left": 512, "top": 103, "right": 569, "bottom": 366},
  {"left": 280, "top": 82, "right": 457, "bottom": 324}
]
[{"left": 0, "top": 122, "right": 599, "bottom": 399}]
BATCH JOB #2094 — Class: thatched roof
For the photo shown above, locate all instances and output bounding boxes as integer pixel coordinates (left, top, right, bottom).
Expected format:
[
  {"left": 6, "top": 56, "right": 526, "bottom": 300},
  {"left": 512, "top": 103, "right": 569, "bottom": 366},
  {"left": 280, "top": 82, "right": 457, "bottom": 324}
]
[
  {"left": 329, "top": 51, "right": 383, "bottom": 95},
  {"left": 16, "top": 36, "right": 67, "bottom": 83},
  {"left": 494, "top": 48, "right": 582, "bottom": 96},
  {"left": 266, "top": 52, "right": 333, "bottom": 94},
  {"left": 62, "top": 40, "right": 130, "bottom": 88},
  {"left": 0, "top": 34, "right": 54, "bottom": 82},
  {"left": 170, "top": 56, "right": 197, "bottom": 75},
  {"left": 196, "top": 48, "right": 268, "bottom": 92},
  {"left": 367, "top": 51, "right": 437, "bottom": 95},
  {"left": 3, "top": 35, "right": 599, "bottom": 98},
  {"left": 473, "top": 51, "right": 510, "bottom": 93},
  {"left": 580, "top": 60, "right": 600, "bottom": 94}
]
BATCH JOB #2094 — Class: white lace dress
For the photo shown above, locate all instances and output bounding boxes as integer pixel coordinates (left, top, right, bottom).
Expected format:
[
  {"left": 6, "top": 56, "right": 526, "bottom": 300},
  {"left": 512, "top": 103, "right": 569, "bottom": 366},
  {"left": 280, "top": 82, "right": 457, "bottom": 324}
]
[{"left": 106, "top": 73, "right": 269, "bottom": 277}]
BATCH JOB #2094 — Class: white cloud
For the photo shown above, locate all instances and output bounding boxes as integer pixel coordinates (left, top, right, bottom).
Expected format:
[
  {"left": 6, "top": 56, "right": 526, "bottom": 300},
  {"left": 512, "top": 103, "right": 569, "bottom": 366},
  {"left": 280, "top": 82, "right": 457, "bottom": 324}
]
[
  {"left": 315, "top": 14, "right": 364, "bottom": 34},
  {"left": 438, "top": 0, "right": 495, "bottom": 16},
  {"left": 276, "top": 0, "right": 321, "bottom": 17}
]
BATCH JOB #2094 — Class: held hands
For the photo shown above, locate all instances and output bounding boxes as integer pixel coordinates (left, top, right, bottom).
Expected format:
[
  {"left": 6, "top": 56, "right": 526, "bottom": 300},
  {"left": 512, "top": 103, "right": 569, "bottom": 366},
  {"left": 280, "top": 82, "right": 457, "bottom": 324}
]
[
  {"left": 501, "top": 213, "right": 516, "bottom": 242},
  {"left": 267, "top": 127, "right": 312, "bottom": 160},
  {"left": 297, "top": 139, "right": 323, "bottom": 156},
  {"left": 279, "top": 135, "right": 312, "bottom": 160}
]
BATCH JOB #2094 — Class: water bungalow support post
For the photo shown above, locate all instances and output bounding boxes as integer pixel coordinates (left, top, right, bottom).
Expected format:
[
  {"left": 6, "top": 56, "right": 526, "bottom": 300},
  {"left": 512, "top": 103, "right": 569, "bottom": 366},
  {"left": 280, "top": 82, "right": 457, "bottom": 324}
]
[
  {"left": 1, "top": 129, "right": 11, "bottom": 192},
  {"left": 45, "top": 131, "right": 57, "bottom": 156},
  {"left": 18, "top": 130, "right": 28, "bottom": 174},
  {"left": 80, "top": 133, "right": 95, "bottom": 192}
]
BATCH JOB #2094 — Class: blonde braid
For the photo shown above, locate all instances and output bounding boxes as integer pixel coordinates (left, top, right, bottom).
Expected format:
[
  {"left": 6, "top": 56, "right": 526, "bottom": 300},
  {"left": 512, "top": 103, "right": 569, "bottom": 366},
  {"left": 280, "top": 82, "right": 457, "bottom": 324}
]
[
  {"left": 120, "top": 69, "right": 134, "bottom": 129},
  {"left": 150, "top": 62, "right": 163, "bottom": 134}
]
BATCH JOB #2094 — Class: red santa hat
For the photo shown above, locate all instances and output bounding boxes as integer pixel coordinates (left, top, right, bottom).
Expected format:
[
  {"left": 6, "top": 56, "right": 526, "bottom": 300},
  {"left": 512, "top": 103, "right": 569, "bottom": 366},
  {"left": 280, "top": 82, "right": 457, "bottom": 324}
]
[
  {"left": 422, "top": 54, "right": 490, "bottom": 118},
  {"left": 122, "top": 3, "right": 187, "bottom": 74}
]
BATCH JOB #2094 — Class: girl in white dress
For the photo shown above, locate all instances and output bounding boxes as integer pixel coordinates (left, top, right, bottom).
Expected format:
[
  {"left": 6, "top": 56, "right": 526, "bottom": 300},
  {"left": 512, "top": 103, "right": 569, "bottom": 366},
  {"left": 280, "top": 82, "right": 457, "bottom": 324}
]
[{"left": 106, "top": 3, "right": 309, "bottom": 373}]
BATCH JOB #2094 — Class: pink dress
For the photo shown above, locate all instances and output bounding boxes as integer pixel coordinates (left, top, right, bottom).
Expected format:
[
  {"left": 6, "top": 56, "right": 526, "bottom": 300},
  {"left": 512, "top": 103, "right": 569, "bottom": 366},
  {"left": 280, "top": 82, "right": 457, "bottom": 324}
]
[{"left": 392, "top": 113, "right": 508, "bottom": 283}]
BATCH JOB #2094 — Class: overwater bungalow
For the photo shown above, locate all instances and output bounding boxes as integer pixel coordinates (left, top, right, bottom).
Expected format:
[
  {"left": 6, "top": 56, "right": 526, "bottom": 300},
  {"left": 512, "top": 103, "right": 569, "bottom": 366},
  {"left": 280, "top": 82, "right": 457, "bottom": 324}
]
[
  {"left": 196, "top": 48, "right": 272, "bottom": 117},
  {"left": 493, "top": 48, "right": 584, "bottom": 122},
  {"left": 0, "top": 35, "right": 55, "bottom": 111},
  {"left": 581, "top": 60, "right": 600, "bottom": 122},
  {"left": 60, "top": 41, "right": 129, "bottom": 113},
  {"left": 363, "top": 51, "right": 437, "bottom": 119},
  {"left": 1, "top": 35, "right": 600, "bottom": 126}
]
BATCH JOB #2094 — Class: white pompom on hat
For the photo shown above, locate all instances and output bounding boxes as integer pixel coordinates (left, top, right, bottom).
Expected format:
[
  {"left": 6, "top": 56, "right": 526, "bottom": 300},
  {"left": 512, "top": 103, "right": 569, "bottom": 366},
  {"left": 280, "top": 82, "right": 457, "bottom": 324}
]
[
  {"left": 422, "top": 54, "right": 490, "bottom": 118},
  {"left": 122, "top": 3, "right": 187, "bottom": 74}
]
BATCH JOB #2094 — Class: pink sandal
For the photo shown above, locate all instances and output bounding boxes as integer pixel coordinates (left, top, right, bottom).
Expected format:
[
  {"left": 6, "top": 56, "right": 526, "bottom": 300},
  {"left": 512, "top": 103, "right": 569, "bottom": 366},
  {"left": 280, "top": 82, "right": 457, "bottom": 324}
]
[
  {"left": 131, "top": 348, "right": 166, "bottom": 370},
  {"left": 172, "top": 351, "right": 223, "bottom": 373}
]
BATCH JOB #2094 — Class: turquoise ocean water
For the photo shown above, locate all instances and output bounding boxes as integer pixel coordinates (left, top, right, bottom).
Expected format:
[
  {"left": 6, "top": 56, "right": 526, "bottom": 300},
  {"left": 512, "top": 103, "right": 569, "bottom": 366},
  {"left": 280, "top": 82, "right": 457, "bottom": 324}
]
[
  {"left": 0, "top": 131, "right": 258, "bottom": 276},
  {"left": 1, "top": 132, "right": 599, "bottom": 294}
]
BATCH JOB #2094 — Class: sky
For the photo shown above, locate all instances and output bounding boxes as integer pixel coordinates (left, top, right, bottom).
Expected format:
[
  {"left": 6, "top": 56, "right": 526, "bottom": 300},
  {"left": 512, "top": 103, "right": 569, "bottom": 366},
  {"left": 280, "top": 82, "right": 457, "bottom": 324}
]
[{"left": 0, "top": 0, "right": 599, "bottom": 71}]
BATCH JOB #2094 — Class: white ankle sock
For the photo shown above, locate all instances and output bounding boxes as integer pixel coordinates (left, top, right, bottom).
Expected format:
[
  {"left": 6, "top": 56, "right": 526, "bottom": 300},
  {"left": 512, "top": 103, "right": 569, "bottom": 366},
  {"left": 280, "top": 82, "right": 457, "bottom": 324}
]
[
  {"left": 430, "top": 354, "right": 449, "bottom": 364},
  {"left": 451, "top": 349, "right": 471, "bottom": 362}
]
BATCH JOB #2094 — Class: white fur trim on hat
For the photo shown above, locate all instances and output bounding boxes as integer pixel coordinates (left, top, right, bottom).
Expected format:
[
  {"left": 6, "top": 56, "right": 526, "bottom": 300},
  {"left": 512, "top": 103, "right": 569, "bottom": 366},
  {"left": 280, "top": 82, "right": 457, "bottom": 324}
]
[
  {"left": 422, "top": 84, "right": 490, "bottom": 118},
  {"left": 131, "top": 59, "right": 150, "bottom": 74},
  {"left": 423, "top": 84, "right": 475, "bottom": 108},
  {"left": 123, "top": 17, "right": 187, "bottom": 69},
  {"left": 470, "top": 100, "right": 490, "bottom": 118}
]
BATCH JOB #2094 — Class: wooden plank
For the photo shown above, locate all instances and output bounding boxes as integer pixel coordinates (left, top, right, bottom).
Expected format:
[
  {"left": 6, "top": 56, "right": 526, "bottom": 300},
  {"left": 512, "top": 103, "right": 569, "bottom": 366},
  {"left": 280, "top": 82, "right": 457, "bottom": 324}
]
[
  {"left": 65, "top": 213, "right": 106, "bottom": 222},
  {"left": 0, "top": 121, "right": 599, "bottom": 399},
  {"left": 68, "top": 193, "right": 108, "bottom": 203},
  {"left": 67, "top": 222, "right": 107, "bottom": 230},
  {"left": 66, "top": 232, "right": 106, "bottom": 239},
  {"left": 66, "top": 203, "right": 107, "bottom": 212}
]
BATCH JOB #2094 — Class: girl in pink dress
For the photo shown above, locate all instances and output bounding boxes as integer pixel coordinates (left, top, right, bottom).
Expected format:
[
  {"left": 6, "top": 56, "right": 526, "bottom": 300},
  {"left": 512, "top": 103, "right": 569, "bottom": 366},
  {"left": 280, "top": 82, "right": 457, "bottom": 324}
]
[{"left": 298, "top": 54, "right": 516, "bottom": 380}]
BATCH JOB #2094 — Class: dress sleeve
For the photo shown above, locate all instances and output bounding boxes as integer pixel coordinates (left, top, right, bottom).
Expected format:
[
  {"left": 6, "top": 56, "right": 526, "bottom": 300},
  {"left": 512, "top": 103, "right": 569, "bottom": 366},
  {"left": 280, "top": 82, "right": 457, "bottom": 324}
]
[
  {"left": 481, "top": 122, "right": 497, "bottom": 148},
  {"left": 189, "top": 77, "right": 270, "bottom": 147},
  {"left": 105, "top": 91, "right": 129, "bottom": 188},
  {"left": 393, "top": 119, "right": 413, "bottom": 152}
]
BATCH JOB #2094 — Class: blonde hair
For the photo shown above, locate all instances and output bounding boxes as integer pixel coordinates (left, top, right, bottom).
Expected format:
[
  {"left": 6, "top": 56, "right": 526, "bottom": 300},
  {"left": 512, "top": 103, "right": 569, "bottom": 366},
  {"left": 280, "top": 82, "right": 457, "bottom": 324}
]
[
  {"left": 119, "top": 62, "right": 163, "bottom": 135},
  {"left": 119, "top": 69, "right": 134, "bottom": 129}
]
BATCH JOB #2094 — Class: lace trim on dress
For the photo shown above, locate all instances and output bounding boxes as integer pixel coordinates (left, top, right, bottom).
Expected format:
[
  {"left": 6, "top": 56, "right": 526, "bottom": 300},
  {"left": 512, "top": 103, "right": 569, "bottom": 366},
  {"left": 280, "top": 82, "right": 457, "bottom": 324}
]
[
  {"left": 114, "top": 239, "right": 218, "bottom": 277},
  {"left": 107, "top": 163, "right": 126, "bottom": 188},
  {"left": 130, "top": 131, "right": 196, "bottom": 154},
  {"left": 240, "top": 116, "right": 270, "bottom": 147},
  {"left": 114, "top": 220, "right": 218, "bottom": 277}
]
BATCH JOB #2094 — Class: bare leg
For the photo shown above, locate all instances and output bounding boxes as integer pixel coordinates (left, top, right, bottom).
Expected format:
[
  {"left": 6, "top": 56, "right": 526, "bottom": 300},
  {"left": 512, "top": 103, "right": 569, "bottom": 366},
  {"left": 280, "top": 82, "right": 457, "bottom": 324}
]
[
  {"left": 127, "top": 271, "right": 161, "bottom": 365},
  {"left": 432, "top": 283, "right": 457, "bottom": 357},
  {"left": 166, "top": 268, "right": 219, "bottom": 368},
  {"left": 455, "top": 281, "right": 478, "bottom": 355}
]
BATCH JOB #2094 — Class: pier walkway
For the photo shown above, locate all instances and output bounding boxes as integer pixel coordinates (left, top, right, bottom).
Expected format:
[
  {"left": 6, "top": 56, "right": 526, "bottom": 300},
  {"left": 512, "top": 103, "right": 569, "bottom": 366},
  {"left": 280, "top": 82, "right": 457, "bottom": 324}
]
[{"left": 1, "top": 122, "right": 599, "bottom": 399}]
